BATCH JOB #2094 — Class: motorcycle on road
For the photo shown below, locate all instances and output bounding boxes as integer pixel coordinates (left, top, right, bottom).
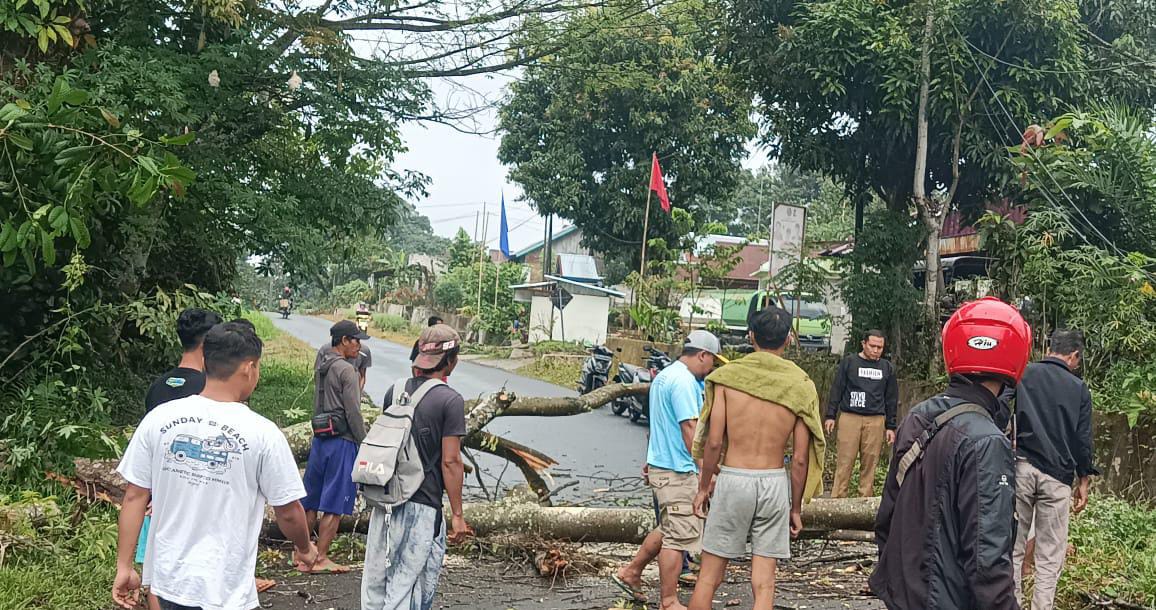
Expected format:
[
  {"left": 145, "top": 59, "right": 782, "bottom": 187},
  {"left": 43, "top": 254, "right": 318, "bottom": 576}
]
[
  {"left": 611, "top": 345, "right": 673, "bottom": 423},
  {"left": 577, "top": 344, "right": 615, "bottom": 395}
]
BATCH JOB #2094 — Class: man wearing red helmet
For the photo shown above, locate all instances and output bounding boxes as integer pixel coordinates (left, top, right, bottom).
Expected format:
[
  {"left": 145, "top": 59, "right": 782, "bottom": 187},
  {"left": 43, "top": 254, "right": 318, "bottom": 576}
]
[{"left": 871, "top": 297, "right": 1031, "bottom": 610}]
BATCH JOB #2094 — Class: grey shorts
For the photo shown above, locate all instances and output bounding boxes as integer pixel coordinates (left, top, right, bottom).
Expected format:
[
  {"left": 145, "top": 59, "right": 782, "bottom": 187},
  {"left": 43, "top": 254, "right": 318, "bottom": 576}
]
[{"left": 702, "top": 466, "right": 791, "bottom": 560}]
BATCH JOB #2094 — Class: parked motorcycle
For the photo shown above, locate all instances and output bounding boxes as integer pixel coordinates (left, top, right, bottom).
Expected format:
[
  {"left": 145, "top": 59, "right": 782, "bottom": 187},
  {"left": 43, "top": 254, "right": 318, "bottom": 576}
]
[
  {"left": 611, "top": 345, "right": 674, "bottom": 423},
  {"left": 577, "top": 344, "right": 615, "bottom": 395}
]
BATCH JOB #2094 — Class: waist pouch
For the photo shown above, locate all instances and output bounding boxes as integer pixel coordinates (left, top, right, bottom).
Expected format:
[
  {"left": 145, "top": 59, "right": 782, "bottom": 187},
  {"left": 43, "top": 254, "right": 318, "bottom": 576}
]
[{"left": 311, "top": 411, "right": 349, "bottom": 438}]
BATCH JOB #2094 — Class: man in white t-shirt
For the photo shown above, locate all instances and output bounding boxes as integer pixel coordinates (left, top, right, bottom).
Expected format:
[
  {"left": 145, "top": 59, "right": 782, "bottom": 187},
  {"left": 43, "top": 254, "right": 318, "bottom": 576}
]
[{"left": 113, "top": 322, "right": 318, "bottom": 610}]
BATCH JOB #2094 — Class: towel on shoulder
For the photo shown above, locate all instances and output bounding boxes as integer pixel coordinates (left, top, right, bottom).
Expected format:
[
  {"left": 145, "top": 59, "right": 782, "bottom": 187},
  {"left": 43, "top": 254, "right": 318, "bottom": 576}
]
[{"left": 692, "top": 351, "right": 827, "bottom": 501}]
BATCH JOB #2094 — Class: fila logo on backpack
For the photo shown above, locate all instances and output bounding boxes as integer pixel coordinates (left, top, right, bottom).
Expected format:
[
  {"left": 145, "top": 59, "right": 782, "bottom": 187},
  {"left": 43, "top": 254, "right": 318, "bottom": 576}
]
[{"left": 352, "top": 377, "right": 442, "bottom": 509}]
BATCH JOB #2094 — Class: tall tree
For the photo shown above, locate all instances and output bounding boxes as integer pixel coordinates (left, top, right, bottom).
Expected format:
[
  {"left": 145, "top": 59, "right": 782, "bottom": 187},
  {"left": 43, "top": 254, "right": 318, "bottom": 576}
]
[
  {"left": 722, "top": 0, "right": 1156, "bottom": 365},
  {"left": 498, "top": 0, "right": 756, "bottom": 270}
]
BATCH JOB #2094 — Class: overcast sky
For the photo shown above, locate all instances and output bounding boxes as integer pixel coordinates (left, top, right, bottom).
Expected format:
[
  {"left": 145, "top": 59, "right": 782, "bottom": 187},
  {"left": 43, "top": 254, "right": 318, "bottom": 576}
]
[{"left": 393, "top": 75, "right": 769, "bottom": 253}]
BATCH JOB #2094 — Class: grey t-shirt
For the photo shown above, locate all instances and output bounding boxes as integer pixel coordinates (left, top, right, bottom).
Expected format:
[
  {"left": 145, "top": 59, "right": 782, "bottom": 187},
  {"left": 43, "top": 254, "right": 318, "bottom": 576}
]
[{"left": 382, "top": 377, "right": 467, "bottom": 510}]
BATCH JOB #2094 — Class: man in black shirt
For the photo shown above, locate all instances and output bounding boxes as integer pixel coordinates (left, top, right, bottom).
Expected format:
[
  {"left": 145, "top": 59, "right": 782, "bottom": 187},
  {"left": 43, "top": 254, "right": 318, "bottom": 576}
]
[
  {"left": 1012, "top": 329, "right": 1097, "bottom": 610},
  {"left": 363, "top": 324, "right": 472, "bottom": 610},
  {"left": 144, "top": 308, "right": 223, "bottom": 412},
  {"left": 825, "top": 329, "right": 898, "bottom": 497}
]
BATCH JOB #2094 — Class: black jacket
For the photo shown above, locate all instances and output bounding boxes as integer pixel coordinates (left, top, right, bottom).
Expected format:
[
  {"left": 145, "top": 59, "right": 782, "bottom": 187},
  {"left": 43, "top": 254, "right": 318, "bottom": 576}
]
[
  {"left": 1015, "top": 358, "right": 1097, "bottom": 486},
  {"left": 826, "top": 354, "right": 899, "bottom": 429},
  {"left": 871, "top": 377, "right": 1018, "bottom": 610}
]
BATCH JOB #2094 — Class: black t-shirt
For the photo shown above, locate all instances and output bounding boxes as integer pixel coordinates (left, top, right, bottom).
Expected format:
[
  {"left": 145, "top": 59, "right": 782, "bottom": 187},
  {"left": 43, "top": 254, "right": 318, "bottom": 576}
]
[
  {"left": 383, "top": 377, "right": 467, "bottom": 510},
  {"left": 825, "top": 353, "right": 899, "bottom": 429},
  {"left": 144, "top": 367, "right": 206, "bottom": 413}
]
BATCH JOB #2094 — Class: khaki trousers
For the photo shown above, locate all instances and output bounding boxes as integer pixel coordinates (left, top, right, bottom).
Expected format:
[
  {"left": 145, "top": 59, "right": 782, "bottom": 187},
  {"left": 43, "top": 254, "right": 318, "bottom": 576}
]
[
  {"left": 831, "top": 412, "right": 886, "bottom": 498},
  {"left": 1013, "top": 459, "right": 1072, "bottom": 610}
]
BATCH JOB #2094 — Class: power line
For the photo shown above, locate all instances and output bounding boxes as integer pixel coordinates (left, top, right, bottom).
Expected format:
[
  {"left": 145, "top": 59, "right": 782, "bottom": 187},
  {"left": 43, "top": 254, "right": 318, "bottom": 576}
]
[{"left": 951, "top": 22, "right": 1134, "bottom": 262}]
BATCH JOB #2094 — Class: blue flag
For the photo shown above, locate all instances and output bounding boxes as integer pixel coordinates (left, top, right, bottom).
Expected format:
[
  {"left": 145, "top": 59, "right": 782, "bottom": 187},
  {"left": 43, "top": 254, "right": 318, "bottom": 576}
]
[{"left": 499, "top": 193, "right": 511, "bottom": 257}]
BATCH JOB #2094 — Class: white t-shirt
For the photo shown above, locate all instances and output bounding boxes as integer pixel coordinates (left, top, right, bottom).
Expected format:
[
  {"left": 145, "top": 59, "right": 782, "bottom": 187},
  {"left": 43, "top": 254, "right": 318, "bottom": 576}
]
[{"left": 117, "top": 395, "right": 305, "bottom": 610}]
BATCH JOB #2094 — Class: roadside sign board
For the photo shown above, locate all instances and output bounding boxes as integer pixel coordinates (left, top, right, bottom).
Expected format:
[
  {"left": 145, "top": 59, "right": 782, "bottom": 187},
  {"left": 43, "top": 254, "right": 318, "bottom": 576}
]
[{"left": 770, "top": 204, "right": 806, "bottom": 279}]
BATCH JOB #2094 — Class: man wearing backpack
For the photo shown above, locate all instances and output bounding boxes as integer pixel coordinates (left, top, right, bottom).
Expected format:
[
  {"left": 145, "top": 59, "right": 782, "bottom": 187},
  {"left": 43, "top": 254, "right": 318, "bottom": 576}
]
[
  {"left": 871, "top": 297, "right": 1031, "bottom": 609},
  {"left": 362, "top": 324, "right": 472, "bottom": 610}
]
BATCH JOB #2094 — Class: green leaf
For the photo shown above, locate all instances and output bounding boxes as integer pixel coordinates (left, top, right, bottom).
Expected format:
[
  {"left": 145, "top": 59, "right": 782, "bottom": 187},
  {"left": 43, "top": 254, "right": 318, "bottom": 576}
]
[
  {"left": 37, "top": 27, "right": 49, "bottom": 53},
  {"left": 2, "top": 249, "right": 15, "bottom": 267},
  {"left": 62, "top": 88, "right": 87, "bottom": 106},
  {"left": 55, "top": 24, "right": 73, "bottom": 47},
  {"left": 40, "top": 229, "right": 55, "bottom": 266},
  {"left": 7, "top": 132, "right": 34, "bottom": 151},
  {"left": 69, "top": 216, "right": 90, "bottom": 248},
  {"left": 0, "top": 103, "right": 27, "bottom": 122},
  {"left": 48, "top": 206, "right": 67, "bottom": 230},
  {"left": 128, "top": 173, "right": 158, "bottom": 206},
  {"left": 137, "top": 156, "right": 159, "bottom": 176},
  {"left": 99, "top": 107, "right": 120, "bottom": 129},
  {"left": 0, "top": 222, "right": 15, "bottom": 252},
  {"left": 161, "top": 132, "right": 197, "bottom": 146},
  {"left": 37, "top": 0, "right": 49, "bottom": 20},
  {"left": 55, "top": 144, "right": 95, "bottom": 165},
  {"left": 47, "top": 76, "right": 68, "bottom": 114}
]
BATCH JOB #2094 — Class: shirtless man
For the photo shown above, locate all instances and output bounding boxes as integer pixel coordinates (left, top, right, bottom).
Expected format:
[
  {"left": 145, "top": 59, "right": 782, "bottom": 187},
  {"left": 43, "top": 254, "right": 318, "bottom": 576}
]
[{"left": 689, "top": 306, "right": 820, "bottom": 610}]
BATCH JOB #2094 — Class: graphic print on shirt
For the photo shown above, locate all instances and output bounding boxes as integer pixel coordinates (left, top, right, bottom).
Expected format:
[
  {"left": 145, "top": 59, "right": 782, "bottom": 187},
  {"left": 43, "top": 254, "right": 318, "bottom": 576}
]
[
  {"left": 857, "top": 367, "right": 883, "bottom": 381},
  {"left": 159, "top": 416, "right": 250, "bottom": 485},
  {"left": 849, "top": 391, "right": 867, "bottom": 409},
  {"left": 166, "top": 433, "right": 242, "bottom": 473}
]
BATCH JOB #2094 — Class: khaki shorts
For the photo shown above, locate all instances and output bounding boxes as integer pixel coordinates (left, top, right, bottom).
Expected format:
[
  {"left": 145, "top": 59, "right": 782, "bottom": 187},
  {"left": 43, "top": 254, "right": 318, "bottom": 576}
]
[{"left": 649, "top": 466, "right": 703, "bottom": 553}]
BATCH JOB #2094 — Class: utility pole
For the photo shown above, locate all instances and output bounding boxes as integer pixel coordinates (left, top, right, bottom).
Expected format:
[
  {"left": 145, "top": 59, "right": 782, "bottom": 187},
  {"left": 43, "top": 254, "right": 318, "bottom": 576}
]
[{"left": 477, "top": 203, "right": 487, "bottom": 317}]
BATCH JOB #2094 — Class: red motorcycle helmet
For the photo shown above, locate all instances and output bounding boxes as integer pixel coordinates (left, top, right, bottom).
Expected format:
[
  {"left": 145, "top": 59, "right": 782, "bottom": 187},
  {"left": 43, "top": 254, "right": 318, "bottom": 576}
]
[{"left": 941, "top": 296, "right": 1032, "bottom": 384}]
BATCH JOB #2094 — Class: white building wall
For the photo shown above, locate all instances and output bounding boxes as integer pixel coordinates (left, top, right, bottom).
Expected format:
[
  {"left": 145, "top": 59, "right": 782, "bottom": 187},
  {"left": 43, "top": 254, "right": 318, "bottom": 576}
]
[{"left": 526, "top": 294, "right": 611, "bottom": 344}]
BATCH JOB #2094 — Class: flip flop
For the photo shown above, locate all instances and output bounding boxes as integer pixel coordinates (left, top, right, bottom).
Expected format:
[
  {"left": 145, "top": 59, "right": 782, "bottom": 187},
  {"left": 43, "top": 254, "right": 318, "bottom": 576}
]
[
  {"left": 610, "top": 574, "right": 647, "bottom": 603},
  {"left": 678, "top": 571, "right": 698, "bottom": 587},
  {"left": 256, "top": 578, "right": 276, "bottom": 593}
]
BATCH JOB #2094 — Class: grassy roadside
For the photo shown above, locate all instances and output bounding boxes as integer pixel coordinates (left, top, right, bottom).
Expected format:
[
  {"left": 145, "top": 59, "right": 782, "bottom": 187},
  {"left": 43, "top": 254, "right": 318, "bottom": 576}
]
[
  {"left": 0, "top": 313, "right": 318, "bottom": 610},
  {"left": 316, "top": 311, "right": 421, "bottom": 348},
  {"left": 245, "top": 312, "right": 315, "bottom": 427}
]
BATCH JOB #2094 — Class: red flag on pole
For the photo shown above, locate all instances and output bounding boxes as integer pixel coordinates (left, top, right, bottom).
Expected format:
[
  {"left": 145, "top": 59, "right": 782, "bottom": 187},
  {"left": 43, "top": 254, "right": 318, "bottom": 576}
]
[{"left": 649, "top": 152, "right": 671, "bottom": 213}]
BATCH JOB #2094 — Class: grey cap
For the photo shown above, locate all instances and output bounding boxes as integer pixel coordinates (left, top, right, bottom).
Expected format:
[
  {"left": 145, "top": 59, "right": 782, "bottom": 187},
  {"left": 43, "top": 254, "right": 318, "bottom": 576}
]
[{"left": 685, "top": 330, "right": 722, "bottom": 356}]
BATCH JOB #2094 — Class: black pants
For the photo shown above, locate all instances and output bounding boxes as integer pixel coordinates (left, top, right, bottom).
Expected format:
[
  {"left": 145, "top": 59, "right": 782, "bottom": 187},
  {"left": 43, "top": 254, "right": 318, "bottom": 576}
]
[{"left": 158, "top": 598, "right": 201, "bottom": 610}]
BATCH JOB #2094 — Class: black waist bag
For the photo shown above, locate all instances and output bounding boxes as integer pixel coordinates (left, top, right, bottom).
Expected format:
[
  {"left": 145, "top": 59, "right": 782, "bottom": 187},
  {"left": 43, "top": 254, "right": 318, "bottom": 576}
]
[{"left": 312, "top": 411, "right": 348, "bottom": 438}]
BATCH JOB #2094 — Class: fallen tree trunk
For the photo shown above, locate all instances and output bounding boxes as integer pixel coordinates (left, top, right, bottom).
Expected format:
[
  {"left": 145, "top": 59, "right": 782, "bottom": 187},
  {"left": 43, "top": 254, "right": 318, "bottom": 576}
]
[
  {"left": 0, "top": 498, "right": 60, "bottom": 533},
  {"left": 263, "top": 495, "right": 881, "bottom": 543},
  {"left": 60, "top": 458, "right": 880, "bottom": 544}
]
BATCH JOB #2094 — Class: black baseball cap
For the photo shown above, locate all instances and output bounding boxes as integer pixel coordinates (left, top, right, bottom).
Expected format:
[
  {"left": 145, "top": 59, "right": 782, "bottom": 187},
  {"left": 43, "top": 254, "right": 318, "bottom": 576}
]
[{"left": 330, "top": 320, "right": 370, "bottom": 341}]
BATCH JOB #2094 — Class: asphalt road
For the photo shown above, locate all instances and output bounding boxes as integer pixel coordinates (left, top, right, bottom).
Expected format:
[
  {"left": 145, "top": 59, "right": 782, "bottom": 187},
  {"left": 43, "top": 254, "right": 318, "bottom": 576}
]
[{"left": 268, "top": 313, "right": 650, "bottom": 506}]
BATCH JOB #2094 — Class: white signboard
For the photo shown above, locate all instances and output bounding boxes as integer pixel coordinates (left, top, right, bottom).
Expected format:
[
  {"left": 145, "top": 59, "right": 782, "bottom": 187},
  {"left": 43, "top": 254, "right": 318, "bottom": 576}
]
[{"left": 770, "top": 204, "right": 806, "bottom": 278}]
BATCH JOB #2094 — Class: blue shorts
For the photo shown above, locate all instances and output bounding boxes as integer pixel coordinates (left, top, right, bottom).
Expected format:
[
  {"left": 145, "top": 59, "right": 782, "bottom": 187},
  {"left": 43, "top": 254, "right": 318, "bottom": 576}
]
[
  {"left": 302, "top": 437, "right": 359, "bottom": 515},
  {"left": 135, "top": 515, "right": 151, "bottom": 564}
]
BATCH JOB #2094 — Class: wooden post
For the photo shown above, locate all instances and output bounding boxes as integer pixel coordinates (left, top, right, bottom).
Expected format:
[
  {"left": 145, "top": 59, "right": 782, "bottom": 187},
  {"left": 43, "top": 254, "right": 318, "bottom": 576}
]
[{"left": 639, "top": 160, "right": 654, "bottom": 278}]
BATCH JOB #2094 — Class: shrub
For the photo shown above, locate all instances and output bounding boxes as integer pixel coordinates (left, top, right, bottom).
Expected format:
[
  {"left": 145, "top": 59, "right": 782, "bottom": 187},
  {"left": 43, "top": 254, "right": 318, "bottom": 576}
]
[
  {"left": 1059, "top": 496, "right": 1156, "bottom": 607},
  {"left": 434, "top": 276, "right": 466, "bottom": 311},
  {"left": 332, "top": 279, "right": 371, "bottom": 308},
  {"left": 372, "top": 314, "right": 410, "bottom": 333}
]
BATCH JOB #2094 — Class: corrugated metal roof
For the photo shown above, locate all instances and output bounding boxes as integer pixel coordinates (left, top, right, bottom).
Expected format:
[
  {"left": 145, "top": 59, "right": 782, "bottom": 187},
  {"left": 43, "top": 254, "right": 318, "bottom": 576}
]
[
  {"left": 557, "top": 253, "right": 601, "bottom": 280},
  {"left": 510, "top": 225, "right": 580, "bottom": 259}
]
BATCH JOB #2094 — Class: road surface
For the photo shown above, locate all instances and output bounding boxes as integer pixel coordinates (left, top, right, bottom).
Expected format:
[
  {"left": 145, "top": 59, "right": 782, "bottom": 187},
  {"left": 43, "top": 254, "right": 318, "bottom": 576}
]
[{"left": 268, "top": 313, "right": 650, "bottom": 505}]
